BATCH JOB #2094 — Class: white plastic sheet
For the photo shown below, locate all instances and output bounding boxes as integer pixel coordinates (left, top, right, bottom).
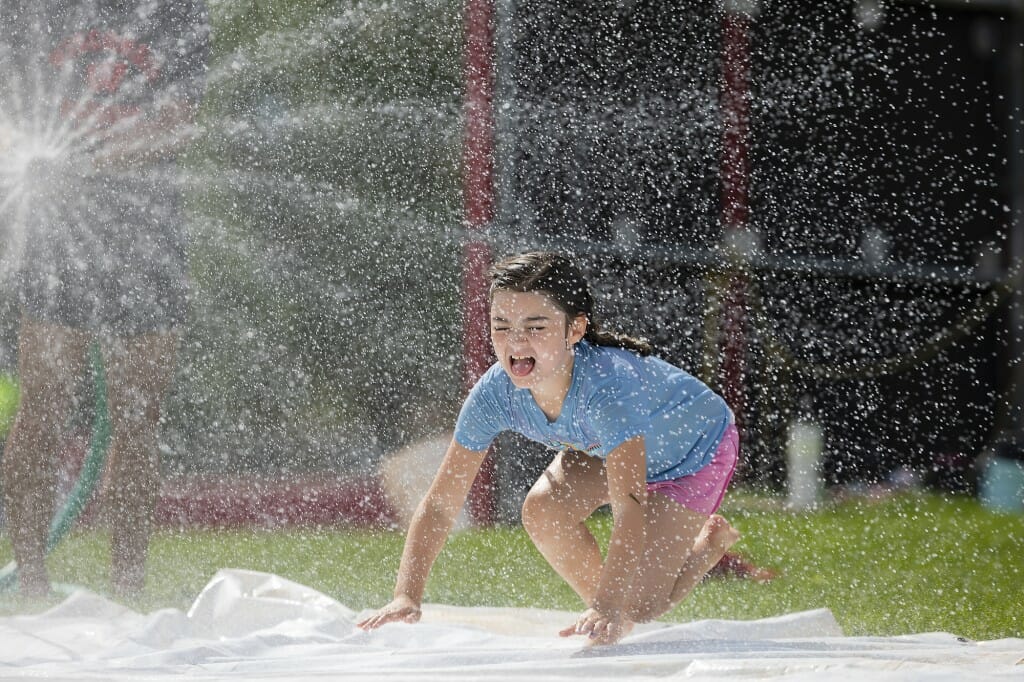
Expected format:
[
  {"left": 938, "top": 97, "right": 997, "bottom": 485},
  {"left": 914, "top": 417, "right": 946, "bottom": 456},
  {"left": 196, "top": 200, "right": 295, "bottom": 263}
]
[{"left": 0, "top": 569, "right": 1019, "bottom": 681}]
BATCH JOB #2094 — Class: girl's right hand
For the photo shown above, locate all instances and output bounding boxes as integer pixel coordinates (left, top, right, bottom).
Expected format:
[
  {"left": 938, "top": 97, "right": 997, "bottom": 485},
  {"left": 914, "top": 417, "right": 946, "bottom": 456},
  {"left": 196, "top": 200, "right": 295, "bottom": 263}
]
[{"left": 355, "top": 595, "right": 422, "bottom": 631}]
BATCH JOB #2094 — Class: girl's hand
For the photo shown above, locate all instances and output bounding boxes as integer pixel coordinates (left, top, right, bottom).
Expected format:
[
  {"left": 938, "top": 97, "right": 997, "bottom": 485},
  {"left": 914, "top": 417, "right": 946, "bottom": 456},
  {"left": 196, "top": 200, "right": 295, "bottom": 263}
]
[
  {"left": 558, "top": 607, "right": 630, "bottom": 646},
  {"left": 356, "top": 595, "right": 422, "bottom": 631}
]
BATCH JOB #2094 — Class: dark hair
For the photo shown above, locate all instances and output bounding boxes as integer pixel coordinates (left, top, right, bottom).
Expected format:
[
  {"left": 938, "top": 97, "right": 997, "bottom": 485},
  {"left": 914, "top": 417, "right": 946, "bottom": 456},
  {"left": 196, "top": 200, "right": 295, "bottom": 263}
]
[{"left": 488, "top": 251, "right": 654, "bottom": 356}]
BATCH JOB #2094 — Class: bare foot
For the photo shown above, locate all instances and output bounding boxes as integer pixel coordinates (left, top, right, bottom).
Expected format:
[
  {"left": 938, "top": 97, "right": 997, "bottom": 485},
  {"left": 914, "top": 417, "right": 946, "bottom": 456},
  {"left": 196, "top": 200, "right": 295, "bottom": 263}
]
[
  {"left": 702, "top": 514, "right": 741, "bottom": 553},
  {"left": 709, "top": 552, "right": 780, "bottom": 582},
  {"left": 17, "top": 565, "right": 51, "bottom": 599},
  {"left": 112, "top": 573, "right": 145, "bottom": 601}
]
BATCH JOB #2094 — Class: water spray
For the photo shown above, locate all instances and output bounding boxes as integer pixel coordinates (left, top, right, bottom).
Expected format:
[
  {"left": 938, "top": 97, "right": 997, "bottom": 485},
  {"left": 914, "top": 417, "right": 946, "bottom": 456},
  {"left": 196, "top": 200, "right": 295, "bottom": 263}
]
[{"left": 0, "top": 124, "right": 69, "bottom": 209}]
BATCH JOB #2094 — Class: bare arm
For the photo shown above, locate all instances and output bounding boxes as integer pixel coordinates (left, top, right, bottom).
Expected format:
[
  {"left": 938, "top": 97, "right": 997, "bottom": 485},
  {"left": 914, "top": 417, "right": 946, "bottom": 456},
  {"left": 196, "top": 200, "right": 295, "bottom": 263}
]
[
  {"left": 593, "top": 435, "right": 647, "bottom": 614},
  {"left": 562, "top": 435, "right": 646, "bottom": 643},
  {"left": 357, "top": 439, "right": 488, "bottom": 629}
]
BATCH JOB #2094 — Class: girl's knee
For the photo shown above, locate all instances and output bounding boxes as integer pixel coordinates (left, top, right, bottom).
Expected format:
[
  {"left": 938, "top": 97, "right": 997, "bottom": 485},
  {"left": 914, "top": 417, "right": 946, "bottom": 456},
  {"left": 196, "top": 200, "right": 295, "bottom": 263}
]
[
  {"left": 520, "top": 485, "right": 571, "bottom": 540},
  {"left": 520, "top": 488, "right": 552, "bottom": 538}
]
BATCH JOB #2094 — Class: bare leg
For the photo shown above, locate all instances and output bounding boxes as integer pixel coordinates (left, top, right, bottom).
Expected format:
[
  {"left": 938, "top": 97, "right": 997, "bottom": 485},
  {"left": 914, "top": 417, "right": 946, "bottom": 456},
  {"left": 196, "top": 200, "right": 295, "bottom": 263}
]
[
  {"left": 100, "top": 331, "right": 178, "bottom": 598},
  {"left": 626, "top": 499, "right": 740, "bottom": 624},
  {"left": 1, "top": 318, "right": 89, "bottom": 597},
  {"left": 623, "top": 493, "right": 708, "bottom": 623},
  {"left": 521, "top": 450, "right": 610, "bottom": 605},
  {"left": 666, "top": 514, "right": 740, "bottom": 607}
]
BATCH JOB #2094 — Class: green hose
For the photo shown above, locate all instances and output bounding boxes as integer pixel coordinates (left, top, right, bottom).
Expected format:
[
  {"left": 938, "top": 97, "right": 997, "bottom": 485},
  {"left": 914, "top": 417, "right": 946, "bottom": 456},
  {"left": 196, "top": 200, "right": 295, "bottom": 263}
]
[{"left": 0, "top": 343, "right": 110, "bottom": 592}]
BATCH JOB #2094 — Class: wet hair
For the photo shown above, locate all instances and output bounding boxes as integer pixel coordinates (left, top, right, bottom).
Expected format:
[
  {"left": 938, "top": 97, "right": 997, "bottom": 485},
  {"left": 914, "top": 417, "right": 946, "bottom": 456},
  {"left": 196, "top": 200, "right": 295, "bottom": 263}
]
[{"left": 488, "top": 251, "right": 654, "bottom": 356}]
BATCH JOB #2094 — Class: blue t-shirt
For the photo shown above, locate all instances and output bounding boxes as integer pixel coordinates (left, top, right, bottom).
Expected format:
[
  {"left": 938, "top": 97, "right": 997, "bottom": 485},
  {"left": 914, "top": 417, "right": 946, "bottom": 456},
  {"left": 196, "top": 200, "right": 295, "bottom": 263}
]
[{"left": 454, "top": 340, "right": 734, "bottom": 482}]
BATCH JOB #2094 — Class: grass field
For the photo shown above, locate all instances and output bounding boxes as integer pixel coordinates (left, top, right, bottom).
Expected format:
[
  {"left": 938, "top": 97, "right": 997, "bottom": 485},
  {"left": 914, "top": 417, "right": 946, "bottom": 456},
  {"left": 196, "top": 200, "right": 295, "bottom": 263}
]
[{"left": 1, "top": 490, "right": 1021, "bottom": 641}]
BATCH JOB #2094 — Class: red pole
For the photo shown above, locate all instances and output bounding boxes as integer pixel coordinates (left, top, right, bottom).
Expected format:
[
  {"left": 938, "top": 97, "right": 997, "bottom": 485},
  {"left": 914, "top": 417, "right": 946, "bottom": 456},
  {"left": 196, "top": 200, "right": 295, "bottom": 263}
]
[
  {"left": 462, "top": 0, "right": 497, "bottom": 525},
  {"left": 719, "top": 7, "right": 751, "bottom": 430}
]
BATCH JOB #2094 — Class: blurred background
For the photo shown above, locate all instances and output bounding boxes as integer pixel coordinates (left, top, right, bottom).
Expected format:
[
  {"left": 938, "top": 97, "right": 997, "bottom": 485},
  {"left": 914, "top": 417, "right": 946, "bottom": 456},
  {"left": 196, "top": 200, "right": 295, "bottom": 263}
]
[{"left": 1, "top": 0, "right": 1022, "bottom": 527}]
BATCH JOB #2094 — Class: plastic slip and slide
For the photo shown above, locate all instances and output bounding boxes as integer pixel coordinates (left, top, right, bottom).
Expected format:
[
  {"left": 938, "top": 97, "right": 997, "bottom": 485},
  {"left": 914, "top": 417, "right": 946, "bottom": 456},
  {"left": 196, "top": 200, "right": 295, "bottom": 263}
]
[{"left": 0, "top": 568, "right": 1020, "bottom": 681}]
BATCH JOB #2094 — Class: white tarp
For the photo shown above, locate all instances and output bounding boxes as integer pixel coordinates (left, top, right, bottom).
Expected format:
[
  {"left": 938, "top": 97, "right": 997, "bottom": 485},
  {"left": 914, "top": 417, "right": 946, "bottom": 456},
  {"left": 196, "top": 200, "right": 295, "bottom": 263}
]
[{"left": 0, "top": 568, "right": 1019, "bottom": 681}]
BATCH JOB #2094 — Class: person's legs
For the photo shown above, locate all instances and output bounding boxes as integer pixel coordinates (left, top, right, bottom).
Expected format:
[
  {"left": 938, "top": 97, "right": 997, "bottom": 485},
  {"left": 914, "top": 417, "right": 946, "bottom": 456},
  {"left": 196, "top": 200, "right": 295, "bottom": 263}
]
[
  {"left": 100, "top": 331, "right": 178, "bottom": 597},
  {"left": 628, "top": 427, "right": 742, "bottom": 623},
  {"left": 1, "top": 317, "right": 89, "bottom": 596},
  {"left": 523, "top": 431, "right": 742, "bottom": 627},
  {"left": 521, "top": 450, "right": 610, "bottom": 605}
]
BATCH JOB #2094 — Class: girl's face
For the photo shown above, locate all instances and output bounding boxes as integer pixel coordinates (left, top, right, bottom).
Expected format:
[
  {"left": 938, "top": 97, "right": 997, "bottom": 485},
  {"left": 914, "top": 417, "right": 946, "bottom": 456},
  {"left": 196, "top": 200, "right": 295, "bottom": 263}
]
[{"left": 489, "top": 290, "right": 586, "bottom": 394}]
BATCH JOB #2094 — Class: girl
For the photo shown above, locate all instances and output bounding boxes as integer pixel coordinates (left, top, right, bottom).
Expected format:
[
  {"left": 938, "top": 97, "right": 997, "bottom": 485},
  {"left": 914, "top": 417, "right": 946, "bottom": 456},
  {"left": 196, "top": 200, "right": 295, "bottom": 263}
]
[{"left": 358, "top": 251, "right": 740, "bottom": 645}]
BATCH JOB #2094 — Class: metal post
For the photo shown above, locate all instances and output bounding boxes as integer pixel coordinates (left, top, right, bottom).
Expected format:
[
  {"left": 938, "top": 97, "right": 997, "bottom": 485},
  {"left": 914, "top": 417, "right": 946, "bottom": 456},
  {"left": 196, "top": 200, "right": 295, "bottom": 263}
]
[
  {"left": 462, "top": 0, "right": 497, "bottom": 526},
  {"left": 1005, "top": 4, "right": 1024, "bottom": 446},
  {"left": 719, "top": 2, "right": 754, "bottom": 431}
]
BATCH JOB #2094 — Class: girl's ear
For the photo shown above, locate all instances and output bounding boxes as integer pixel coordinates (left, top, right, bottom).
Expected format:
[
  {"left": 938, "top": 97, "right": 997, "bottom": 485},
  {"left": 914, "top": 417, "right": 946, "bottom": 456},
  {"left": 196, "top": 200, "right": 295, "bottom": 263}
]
[{"left": 569, "top": 314, "right": 587, "bottom": 344}]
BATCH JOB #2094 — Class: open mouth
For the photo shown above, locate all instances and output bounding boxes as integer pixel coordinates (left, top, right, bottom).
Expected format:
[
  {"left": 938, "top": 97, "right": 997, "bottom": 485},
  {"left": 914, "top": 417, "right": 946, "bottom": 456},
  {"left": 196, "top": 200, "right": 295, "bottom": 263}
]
[{"left": 509, "top": 355, "right": 536, "bottom": 377}]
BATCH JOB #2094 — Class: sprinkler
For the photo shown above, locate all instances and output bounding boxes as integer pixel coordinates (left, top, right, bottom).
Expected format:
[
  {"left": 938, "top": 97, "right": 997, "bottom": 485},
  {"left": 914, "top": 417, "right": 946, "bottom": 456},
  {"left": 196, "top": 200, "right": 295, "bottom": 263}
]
[{"left": 0, "top": 126, "right": 68, "bottom": 204}]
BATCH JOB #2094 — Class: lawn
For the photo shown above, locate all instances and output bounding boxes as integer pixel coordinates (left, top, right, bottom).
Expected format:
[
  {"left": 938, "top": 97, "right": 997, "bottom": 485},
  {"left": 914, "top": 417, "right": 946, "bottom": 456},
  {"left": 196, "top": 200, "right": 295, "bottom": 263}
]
[{"left": 1, "top": 491, "right": 1021, "bottom": 641}]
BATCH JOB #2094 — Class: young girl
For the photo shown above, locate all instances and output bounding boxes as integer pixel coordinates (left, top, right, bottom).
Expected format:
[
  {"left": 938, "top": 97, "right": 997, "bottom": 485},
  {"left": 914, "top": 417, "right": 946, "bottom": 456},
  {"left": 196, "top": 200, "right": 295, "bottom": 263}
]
[{"left": 357, "top": 251, "right": 740, "bottom": 645}]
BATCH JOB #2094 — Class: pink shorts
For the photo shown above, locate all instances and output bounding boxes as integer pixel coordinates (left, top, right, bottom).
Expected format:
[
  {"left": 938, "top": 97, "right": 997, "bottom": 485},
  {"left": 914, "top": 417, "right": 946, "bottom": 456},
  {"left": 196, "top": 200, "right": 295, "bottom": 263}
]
[{"left": 646, "top": 424, "right": 739, "bottom": 515}]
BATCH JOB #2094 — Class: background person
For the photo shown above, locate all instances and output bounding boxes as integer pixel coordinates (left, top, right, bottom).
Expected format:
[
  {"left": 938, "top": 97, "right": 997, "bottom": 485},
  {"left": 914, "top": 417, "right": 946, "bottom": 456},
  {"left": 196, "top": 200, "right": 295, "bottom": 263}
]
[{"left": 0, "top": 0, "right": 209, "bottom": 598}]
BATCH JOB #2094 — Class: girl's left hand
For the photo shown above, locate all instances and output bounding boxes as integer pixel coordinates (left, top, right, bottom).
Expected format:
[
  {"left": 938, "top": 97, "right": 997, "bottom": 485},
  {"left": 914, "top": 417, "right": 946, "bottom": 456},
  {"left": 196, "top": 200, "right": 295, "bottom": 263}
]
[{"left": 559, "top": 607, "right": 629, "bottom": 646}]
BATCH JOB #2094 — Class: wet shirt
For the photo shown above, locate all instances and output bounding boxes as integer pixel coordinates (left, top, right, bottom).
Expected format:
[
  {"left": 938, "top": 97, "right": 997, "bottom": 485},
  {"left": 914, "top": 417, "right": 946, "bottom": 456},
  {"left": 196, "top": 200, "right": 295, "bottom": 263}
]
[{"left": 454, "top": 340, "right": 733, "bottom": 482}]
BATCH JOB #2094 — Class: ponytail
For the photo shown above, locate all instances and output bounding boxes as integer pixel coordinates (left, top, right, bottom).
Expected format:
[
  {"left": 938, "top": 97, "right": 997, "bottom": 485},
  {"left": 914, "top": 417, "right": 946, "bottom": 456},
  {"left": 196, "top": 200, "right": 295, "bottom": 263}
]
[{"left": 584, "top": 322, "right": 654, "bottom": 357}]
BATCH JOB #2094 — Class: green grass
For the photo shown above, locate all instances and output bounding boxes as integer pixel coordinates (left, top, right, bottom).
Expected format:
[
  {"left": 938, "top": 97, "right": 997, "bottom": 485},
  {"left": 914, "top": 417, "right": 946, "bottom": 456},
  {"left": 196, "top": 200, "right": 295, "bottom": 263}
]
[
  {"left": 0, "top": 374, "right": 17, "bottom": 439},
  {"left": 1, "top": 491, "right": 1021, "bottom": 641}
]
